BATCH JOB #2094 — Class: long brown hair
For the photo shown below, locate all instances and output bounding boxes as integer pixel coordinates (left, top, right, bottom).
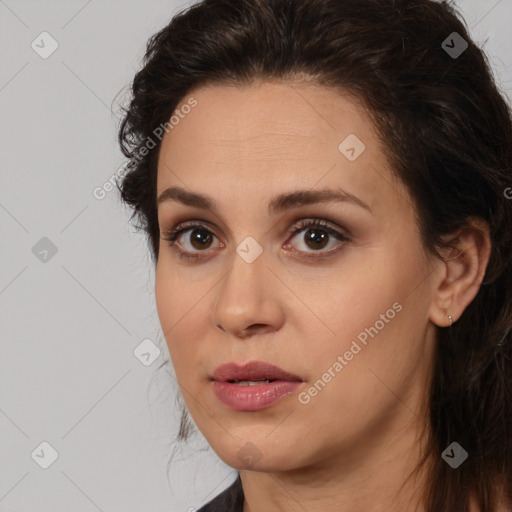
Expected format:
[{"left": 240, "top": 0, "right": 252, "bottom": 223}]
[{"left": 116, "top": 0, "right": 512, "bottom": 509}]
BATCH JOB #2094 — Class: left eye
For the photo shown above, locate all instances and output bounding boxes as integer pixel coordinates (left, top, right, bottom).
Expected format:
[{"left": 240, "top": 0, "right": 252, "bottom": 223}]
[
  {"left": 286, "top": 221, "right": 350, "bottom": 255},
  {"left": 161, "top": 219, "right": 351, "bottom": 260}
]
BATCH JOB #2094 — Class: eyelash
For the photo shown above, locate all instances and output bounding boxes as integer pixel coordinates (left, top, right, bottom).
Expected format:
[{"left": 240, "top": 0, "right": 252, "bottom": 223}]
[{"left": 161, "top": 218, "right": 351, "bottom": 262}]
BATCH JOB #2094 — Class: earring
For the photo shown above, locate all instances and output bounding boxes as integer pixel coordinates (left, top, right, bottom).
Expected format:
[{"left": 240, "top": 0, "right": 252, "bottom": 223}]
[{"left": 448, "top": 315, "right": 453, "bottom": 327}]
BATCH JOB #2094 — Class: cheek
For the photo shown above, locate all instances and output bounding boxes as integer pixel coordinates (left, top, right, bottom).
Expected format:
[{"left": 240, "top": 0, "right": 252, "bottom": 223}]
[
  {"left": 155, "top": 259, "right": 220, "bottom": 394},
  {"left": 155, "top": 256, "right": 201, "bottom": 328},
  {"left": 294, "top": 308, "right": 414, "bottom": 449},
  {"left": 287, "top": 253, "right": 401, "bottom": 347},
  {"left": 155, "top": 262, "right": 198, "bottom": 374},
  {"left": 291, "top": 251, "right": 424, "bottom": 399},
  {"left": 155, "top": 263, "right": 176, "bottom": 334}
]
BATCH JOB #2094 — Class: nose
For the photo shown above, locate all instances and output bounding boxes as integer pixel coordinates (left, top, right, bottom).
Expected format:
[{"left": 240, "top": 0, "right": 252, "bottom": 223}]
[{"left": 211, "top": 246, "right": 285, "bottom": 340}]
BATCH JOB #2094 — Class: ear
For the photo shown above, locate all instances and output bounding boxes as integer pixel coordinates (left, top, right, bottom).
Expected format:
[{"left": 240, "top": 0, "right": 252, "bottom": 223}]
[{"left": 428, "top": 217, "right": 491, "bottom": 327}]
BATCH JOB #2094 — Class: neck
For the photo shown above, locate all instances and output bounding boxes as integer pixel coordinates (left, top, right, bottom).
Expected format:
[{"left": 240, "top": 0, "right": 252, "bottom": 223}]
[{"left": 240, "top": 411, "right": 433, "bottom": 512}]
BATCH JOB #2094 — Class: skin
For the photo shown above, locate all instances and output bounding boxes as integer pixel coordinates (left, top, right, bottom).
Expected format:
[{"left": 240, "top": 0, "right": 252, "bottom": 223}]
[{"left": 154, "top": 80, "right": 492, "bottom": 512}]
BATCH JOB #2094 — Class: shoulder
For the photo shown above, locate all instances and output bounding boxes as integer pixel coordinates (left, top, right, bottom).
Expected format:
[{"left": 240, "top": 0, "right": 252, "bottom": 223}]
[{"left": 196, "top": 475, "right": 244, "bottom": 512}]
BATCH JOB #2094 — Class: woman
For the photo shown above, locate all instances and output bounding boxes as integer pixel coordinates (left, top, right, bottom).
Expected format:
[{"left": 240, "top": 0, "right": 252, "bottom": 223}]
[{"left": 116, "top": 0, "right": 512, "bottom": 510}]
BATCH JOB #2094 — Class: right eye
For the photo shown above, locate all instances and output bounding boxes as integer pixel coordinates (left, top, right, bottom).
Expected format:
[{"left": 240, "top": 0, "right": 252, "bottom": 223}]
[{"left": 161, "top": 222, "right": 222, "bottom": 260}]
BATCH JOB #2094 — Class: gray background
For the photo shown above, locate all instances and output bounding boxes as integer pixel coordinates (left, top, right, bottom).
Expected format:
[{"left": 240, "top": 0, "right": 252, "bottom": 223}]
[{"left": 1, "top": 1, "right": 511, "bottom": 511}]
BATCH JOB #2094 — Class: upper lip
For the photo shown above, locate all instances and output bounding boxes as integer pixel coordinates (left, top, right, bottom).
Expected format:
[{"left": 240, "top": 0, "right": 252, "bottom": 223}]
[{"left": 211, "top": 361, "right": 303, "bottom": 382}]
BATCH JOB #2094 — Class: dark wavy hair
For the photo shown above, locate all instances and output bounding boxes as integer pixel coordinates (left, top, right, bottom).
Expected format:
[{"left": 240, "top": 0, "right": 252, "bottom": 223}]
[{"left": 116, "top": 0, "right": 512, "bottom": 509}]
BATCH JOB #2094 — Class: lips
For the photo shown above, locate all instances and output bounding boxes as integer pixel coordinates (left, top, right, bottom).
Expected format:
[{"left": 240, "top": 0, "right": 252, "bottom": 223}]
[
  {"left": 210, "top": 361, "right": 304, "bottom": 411},
  {"left": 211, "top": 361, "right": 303, "bottom": 383}
]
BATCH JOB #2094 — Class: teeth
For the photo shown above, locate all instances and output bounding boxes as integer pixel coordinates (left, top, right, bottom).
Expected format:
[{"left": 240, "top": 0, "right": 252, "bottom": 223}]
[{"left": 232, "top": 379, "right": 272, "bottom": 386}]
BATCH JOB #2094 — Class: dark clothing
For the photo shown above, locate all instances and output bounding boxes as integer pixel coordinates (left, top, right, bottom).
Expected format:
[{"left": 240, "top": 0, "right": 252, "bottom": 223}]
[{"left": 197, "top": 475, "right": 244, "bottom": 512}]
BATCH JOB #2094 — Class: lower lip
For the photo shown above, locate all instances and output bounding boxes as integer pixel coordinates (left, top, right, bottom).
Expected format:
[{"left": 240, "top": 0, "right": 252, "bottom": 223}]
[{"left": 211, "top": 380, "right": 302, "bottom": 411}]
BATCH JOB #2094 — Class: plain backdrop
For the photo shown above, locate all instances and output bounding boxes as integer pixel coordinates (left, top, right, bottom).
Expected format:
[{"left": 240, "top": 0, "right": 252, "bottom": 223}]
[{"left": 1, "top": 0, "right": 511, "bottom": 511}]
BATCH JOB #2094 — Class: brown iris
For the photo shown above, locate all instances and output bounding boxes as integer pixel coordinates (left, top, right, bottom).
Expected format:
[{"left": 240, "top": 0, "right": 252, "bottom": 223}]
[{"left": 304, "top": 228, "right": 329, "bottom": 250}]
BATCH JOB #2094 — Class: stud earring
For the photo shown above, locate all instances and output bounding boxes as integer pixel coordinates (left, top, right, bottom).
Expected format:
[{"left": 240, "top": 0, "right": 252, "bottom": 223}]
[{"left": 448, "top": 315, "right": 453, "bottom": 327}]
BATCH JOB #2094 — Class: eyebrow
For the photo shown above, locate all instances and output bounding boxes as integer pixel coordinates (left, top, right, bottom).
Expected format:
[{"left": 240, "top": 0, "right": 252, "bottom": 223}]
[{"left": 157, "top": 185, "right": 373, "bottom": 215}]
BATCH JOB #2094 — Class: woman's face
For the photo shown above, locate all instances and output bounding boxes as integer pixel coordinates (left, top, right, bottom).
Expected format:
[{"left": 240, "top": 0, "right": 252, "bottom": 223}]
[{"left": 155, "top": 80, "right": 441, "bottom": 472}]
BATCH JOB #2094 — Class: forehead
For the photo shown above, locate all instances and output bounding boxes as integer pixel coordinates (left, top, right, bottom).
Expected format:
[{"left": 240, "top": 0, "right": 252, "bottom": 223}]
[
  {"left": 156, "top": 81, "right": 405, "bottom": 217},
  {"left": 159, "top": 80, "right": 375, "bottom": 163}
]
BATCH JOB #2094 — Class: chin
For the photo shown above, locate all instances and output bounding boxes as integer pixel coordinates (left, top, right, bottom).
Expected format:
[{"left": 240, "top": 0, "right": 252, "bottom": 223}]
[{"left": 208, "top": 434, "right": 303, "bottom": 472}]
